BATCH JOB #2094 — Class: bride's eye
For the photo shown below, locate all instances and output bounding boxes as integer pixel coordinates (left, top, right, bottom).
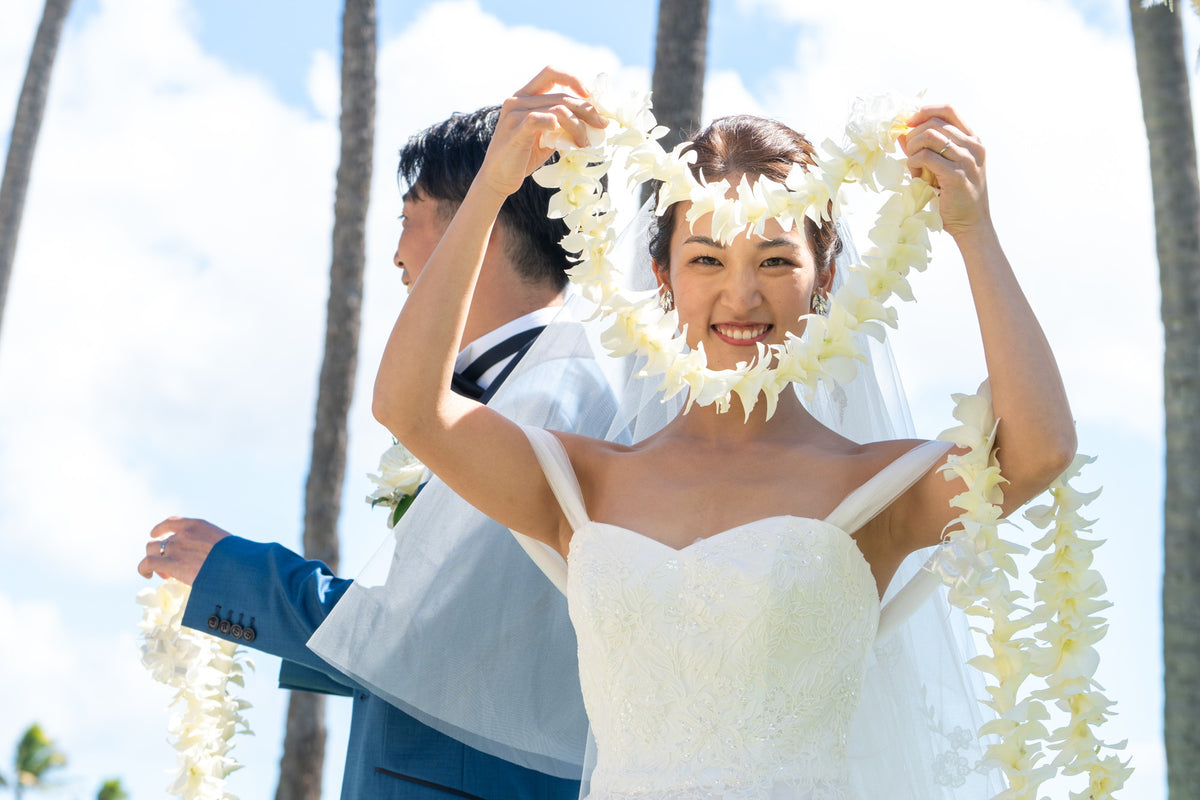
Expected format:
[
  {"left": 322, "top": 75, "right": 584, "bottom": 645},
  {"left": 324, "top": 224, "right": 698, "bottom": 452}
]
[
  {"left": 760, "top": 257, "right": 792, "bottom": 268},
  {"left": 691, "top": 254, "right": 723, "bottom": 267}
]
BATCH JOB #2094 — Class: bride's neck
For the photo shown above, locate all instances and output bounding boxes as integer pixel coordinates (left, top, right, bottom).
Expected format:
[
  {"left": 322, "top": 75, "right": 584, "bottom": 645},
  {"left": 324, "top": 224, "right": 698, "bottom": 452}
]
[{"left": 668, "top": 389, "right": 817, "bottom": 444}]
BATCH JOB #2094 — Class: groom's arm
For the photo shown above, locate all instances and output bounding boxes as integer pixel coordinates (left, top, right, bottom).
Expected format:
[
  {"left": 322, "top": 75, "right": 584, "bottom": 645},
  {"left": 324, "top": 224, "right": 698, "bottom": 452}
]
[
  {"left": 184, "top": 535, "right": 350, "bottom": 651},
  {"left": 140, "top": 521, "right": 358, "bottom": 694}
]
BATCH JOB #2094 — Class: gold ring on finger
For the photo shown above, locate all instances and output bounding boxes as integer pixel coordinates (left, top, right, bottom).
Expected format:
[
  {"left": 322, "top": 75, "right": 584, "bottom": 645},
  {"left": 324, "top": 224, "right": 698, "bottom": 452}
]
[{"left": 938, "top": 142, "right": 951, "bottom": 156}]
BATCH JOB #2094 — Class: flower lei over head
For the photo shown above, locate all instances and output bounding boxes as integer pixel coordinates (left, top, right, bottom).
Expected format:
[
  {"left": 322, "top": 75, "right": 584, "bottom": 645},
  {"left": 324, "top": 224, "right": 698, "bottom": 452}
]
[
  {"left": 533, "top": 86, "right": 937, "bottom": 420},
  {"left": 138, "top": 579, "right": 252, "bottom": 800},
  {"left": 535, "top": 78, "right": 1130, "bottom": 799}
]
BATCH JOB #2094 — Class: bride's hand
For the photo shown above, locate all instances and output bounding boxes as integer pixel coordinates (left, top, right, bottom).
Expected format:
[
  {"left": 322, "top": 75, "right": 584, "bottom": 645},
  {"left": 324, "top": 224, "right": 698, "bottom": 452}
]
[
  {"left": 478, "top": 66, "right": 607, "bottom": 200},
  {"left": 900, "top": 105, "right": 990, "bottom": 239}
]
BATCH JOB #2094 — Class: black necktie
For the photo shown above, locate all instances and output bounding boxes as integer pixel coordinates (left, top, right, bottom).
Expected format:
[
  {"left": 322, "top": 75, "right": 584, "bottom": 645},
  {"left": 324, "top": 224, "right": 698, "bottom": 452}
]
[
  {"left": 450, "top": 372, "right": 485, "bottom": 400},
  {"left": 450, "top": 326, "right": 545, "bottom": 401}
]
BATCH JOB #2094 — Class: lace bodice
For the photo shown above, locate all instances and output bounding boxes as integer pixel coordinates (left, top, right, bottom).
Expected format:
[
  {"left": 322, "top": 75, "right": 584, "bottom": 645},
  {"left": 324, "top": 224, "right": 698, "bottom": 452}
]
[
  {"left": 521, "top": 427, "right": 952, "bottom": 800},
  {"left": 571, "top": 518, "right": 876, "bottom": 800}
]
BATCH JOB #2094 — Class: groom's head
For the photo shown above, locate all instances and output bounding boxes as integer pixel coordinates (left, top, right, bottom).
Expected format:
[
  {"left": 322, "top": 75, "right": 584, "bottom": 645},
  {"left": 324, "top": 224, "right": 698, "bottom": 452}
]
[{"left": 394, "top": 106, "right": 570, "bottom": 293}]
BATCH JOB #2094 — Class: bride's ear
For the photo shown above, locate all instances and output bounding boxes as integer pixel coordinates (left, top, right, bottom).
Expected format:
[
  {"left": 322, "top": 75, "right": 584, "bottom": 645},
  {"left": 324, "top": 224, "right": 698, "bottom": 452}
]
[
  {"left": 652, "top": 259, "right": 670, "bottom": 292},
  {"left": 819, "top": 262, "right": 836, "bottom": 294}
]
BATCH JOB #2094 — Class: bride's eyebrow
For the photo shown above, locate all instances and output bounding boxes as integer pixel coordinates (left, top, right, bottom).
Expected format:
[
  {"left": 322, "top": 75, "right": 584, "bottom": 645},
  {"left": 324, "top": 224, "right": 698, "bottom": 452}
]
[
  {"left": 681, "top": 235, "right": 801, "bottom": 253},
  {"left": 756, "top": 238, "right": 800, "bottom": 250}
]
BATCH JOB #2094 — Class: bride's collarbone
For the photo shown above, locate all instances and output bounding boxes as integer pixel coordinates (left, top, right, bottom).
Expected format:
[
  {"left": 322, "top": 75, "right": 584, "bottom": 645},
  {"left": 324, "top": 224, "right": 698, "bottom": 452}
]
[{"left": 580, "top": 439, "right": 899, "bottom": 548}]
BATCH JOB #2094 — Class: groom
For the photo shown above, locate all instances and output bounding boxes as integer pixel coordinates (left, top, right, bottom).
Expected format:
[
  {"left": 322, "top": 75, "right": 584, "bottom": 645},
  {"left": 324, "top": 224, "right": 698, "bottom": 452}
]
[{"left": 138, "top": 107, "right": 613, "bottom": 799}]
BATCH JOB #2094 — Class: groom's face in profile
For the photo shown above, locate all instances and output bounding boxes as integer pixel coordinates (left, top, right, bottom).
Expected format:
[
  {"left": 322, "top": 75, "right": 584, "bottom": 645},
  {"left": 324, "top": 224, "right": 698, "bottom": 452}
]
[{"left": 394, "top": 191, "right": 452, "bottom": 289}]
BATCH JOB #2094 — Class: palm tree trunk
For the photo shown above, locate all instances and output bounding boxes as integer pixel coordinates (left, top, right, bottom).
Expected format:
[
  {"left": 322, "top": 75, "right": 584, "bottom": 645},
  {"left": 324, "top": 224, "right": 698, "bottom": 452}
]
[
  {"left": 1129, "top": 3, "right": 1200, "bottom": 798},
  {"left": 274, "top": 1, "right": 375, "bottom": 798},
  {"left": 0, "top": 0, "right": 72, "bottom": 349},
  {"left": 650, "top": 0, "right": 710, "bottom": 152},
  {"left": 645, "top": 0, "right": 711, "bottom": 206}
]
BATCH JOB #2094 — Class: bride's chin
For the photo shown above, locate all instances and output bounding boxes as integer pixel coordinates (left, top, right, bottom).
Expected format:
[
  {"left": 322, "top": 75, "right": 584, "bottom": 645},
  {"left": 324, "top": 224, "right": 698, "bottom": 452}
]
[{"left": 704, "top": 347, "right": 770, "bottom": 372}]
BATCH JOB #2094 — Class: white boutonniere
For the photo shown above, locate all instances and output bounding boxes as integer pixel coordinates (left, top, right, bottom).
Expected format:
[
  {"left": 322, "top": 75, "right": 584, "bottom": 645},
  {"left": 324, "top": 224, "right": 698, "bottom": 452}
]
[{"left": 367, "top": 440, "right": 428, "bottom": 527}]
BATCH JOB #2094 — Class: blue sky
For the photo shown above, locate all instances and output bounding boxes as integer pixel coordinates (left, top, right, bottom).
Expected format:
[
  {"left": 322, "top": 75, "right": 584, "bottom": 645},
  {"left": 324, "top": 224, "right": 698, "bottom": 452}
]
[
  {"left": 0, "top": 0, "right": 1196, "bottom": 797},
  {"left": 171, "top": 0, "right": 808, "bottom": 112}
]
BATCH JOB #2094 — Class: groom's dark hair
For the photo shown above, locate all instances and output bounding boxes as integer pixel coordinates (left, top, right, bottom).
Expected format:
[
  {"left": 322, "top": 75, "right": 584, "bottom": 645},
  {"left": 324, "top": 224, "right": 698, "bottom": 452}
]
[{"left": 398, "top": 106, "right": 570, "bottom": 291}]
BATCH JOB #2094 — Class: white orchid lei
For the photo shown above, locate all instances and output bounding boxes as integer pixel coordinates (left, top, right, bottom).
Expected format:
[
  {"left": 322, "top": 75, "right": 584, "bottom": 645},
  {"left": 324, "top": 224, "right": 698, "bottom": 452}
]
[
  {"left": 536, "top": 79, "right": 1130, "bottom": 799},
  {"left": 931, "top": 384, "right": 1131, "bottom": 798},
  {"left": 367, "top": 440, "right": 427, "bottom": 527},
  {"left": 137, "top": 579, "right": 252, "bottom": 799},
  {"left": 533, "top": 84, "right": 936, "bottom": 420}
]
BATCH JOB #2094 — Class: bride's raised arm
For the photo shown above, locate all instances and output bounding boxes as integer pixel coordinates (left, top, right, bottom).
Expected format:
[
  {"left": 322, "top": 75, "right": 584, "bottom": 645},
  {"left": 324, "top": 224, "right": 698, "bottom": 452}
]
[
  {"left": 889, "top": 105, "right": 1077, "bottom": 551},
  {"left": 372, "top": 67, "right": 606, "bottom": 554}
]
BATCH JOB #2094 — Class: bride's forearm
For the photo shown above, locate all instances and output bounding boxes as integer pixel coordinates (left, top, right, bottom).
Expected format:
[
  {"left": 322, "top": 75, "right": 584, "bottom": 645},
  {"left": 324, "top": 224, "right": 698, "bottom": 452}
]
[
  {"left": 957, "top": 222, "right": 1076, "bottom": 507},
  {"left": 372, "top": 181, "right": 509, "bottom": 441},
  {"left": 900, "top": 107, "right": 1075, "bottom": 506}
]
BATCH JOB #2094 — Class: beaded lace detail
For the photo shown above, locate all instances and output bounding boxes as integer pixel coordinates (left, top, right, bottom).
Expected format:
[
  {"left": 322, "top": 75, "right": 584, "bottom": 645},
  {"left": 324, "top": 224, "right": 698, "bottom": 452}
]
[{"left": 569, "top": 518, "right": 878, "bottom": 800}]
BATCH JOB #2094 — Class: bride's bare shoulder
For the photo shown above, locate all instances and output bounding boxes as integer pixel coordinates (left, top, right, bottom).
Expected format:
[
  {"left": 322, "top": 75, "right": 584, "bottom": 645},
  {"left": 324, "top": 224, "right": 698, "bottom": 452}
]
[
  {"left": 849, "top": 437, "right": 937, "bottom": 464},
  {"left": 795, "top": 436, "right": 942, "bottom": 491}
]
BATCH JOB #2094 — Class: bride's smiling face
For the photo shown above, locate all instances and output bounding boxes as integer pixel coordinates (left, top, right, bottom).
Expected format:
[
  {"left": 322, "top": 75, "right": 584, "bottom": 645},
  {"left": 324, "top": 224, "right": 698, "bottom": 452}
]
[{"left": 655, "top": 206, "right": 831, "bottom": 371}]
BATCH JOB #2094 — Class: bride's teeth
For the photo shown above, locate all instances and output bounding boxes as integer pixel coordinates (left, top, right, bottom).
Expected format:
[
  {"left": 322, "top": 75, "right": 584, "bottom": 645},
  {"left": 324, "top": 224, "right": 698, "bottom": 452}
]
[{"left": 716, "top": 325, "right": 767, "bottom": 341}]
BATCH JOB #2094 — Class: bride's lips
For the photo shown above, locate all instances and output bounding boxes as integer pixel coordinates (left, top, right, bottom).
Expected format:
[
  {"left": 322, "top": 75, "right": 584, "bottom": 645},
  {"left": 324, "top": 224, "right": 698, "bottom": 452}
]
[{"left": 711, "top": 323, "right": 772, "bottom": 345}]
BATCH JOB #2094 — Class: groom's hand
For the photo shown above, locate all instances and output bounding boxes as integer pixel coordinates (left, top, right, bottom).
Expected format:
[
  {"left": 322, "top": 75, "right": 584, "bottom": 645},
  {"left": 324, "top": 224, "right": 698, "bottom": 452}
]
[{"left": 138, "top": 517, "right": 231, "bottom": 584}]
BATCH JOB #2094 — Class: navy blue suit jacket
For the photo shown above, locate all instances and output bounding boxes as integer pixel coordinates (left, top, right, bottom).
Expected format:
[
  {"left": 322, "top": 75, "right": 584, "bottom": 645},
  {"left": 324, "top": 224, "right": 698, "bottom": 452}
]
[{"left": 184, "top": 536, "right": 580, "bottom": 799}]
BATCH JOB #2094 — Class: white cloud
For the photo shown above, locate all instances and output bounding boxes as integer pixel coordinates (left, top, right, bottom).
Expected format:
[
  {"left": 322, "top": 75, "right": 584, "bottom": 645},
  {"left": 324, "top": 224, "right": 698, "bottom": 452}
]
[
  {"left": 702, "top": 68, "right": 767, "bottom": 121},
  {"left": 0, "top": 0, "right": 341, "bottom": 580},
  {"left": 0, "top": 0, "right": 341, "bottom": 794},
  {"left": 307, "top": 48, "right": 339, "bottom": 121}
]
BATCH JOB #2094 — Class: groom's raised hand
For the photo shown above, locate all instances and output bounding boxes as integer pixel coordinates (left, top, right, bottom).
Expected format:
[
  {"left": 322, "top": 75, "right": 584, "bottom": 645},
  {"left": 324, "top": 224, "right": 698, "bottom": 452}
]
[{"left": 138, "top": 516, "right": 231, "bottom": 584}]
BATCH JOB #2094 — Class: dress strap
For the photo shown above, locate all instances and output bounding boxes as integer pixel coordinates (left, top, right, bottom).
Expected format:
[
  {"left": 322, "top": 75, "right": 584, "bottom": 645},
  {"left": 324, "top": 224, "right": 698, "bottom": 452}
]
[
  {"left": 521, "top": 425, "right": 591, "bottom": 532},
  {"left": 823, "top": 440, "right": 954, "bottom": 535}
]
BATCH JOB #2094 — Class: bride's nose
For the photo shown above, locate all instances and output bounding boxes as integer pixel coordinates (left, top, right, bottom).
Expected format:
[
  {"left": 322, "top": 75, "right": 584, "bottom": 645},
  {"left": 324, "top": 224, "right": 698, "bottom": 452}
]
[{"left": 720, "top": 264, "right": 764, "bottom": 313}]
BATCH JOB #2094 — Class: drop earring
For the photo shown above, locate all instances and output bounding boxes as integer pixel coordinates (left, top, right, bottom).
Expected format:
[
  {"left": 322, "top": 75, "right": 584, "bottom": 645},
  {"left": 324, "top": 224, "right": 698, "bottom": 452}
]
[
  {"left": 811, "top": 292, "right": 830, "bottom": 316},
  {"left": 658, "top": 286, "right": 674, "bottom": 312}
]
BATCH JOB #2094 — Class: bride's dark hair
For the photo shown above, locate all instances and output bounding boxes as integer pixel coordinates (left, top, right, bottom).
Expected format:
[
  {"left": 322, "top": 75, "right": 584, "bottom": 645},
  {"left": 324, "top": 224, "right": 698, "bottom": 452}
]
[{"left": 649, "top": 115, "right": 842, "bottom": 271}]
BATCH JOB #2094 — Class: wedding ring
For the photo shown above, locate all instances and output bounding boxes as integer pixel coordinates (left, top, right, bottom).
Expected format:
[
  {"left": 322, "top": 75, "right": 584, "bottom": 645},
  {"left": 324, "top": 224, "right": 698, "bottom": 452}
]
[
  {"left": 159, "top": 538, "right": 169, "bottom": 557},
  {"left": 938, "top": 142, "right": 951, "bottom": 156}
]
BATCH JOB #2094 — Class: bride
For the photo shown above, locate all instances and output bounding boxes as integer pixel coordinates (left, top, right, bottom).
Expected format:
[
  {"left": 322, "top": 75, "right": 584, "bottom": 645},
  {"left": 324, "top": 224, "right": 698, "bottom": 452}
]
[{"left": 370, "top": 67, "right": 1076, "bottom": 798}]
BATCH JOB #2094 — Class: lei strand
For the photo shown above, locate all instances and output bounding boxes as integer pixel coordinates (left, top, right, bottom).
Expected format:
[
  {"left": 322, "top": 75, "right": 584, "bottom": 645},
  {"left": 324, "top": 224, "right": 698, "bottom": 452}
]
[
  {"left": 933, "top": 385, "right": 1131, "bottom": 799},
  {"left": 137, "top": 579, "right": 252, "bottom": 800},
  {"left": 539, "top": 78, "right": 1130, "bottom": 799},
  {"left": 1025, "top": 458, "right": 1133, "bottom": 797}
]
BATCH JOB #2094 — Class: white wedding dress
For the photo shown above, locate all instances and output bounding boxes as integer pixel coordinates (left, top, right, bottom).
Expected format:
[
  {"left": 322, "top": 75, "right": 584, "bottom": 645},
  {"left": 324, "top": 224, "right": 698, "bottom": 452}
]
[{"left": 523, "top": 426, "right": 955, "bottom": 800}]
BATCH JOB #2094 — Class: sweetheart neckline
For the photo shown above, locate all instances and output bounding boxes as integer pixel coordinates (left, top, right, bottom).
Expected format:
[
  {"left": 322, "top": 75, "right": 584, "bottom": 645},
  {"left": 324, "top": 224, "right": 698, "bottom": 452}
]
[
  {"left": 569, "top": 517, "right": 881, "bottom": 607},
  {"left": 572, "top": 514, "right": 842, "bottom": 553}
]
